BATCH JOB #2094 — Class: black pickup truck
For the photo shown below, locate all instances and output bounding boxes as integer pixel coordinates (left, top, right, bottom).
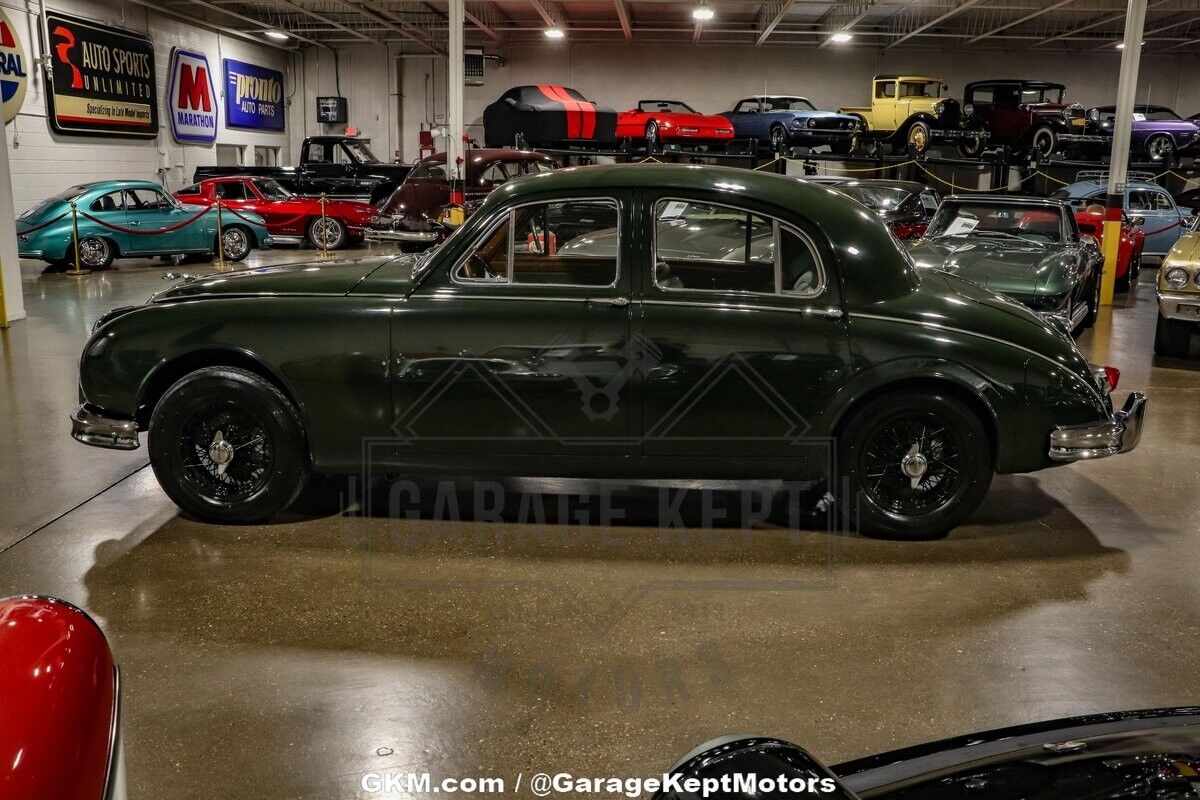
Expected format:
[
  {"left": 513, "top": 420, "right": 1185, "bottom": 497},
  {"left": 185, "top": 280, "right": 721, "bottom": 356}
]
[{"left": 193, "top": 136, "right": 413, "bottom": 204}]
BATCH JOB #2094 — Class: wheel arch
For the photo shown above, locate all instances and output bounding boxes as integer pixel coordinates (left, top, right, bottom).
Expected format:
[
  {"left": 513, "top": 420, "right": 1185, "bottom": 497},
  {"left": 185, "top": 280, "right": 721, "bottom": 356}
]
[{"left": 134, "top": 346, "right": 303, "bottom": 429}]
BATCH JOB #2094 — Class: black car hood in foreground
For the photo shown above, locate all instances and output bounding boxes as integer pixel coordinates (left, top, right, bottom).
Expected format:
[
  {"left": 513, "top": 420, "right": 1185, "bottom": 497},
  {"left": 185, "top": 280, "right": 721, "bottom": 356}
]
[{"left": 656, "top": 709, "right": 1200, "bottom": 799}]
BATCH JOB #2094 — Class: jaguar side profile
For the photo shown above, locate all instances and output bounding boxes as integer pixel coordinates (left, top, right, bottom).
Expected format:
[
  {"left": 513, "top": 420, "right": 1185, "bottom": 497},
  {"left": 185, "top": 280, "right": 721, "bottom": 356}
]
[{"left": 71, "top": 165, "right": 1144, "bottom": 538}]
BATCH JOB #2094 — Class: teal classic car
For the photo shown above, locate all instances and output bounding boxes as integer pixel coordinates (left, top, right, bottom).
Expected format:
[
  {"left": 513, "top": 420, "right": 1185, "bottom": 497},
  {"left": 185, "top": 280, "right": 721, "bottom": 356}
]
[
  {"left": 71, "top": 164, "right": 1146, "bottom": 537},
  {"left": 17, "top": 180, "right": 271, "bottom": 270},
  {"left": 907, "top": 195, "right": 1103, "bottom": 334}
]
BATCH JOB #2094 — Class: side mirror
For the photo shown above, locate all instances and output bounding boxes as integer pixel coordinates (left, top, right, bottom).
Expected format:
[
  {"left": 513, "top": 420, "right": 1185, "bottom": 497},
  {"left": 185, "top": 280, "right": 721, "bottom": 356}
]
[
  {"left": 1130, "top": 215, "right": 1145, "bottom": 226},
  {"left": 653, "top": 736, "right": 861, "bottom": 800},
  {"left": 943, "top": 83, "right": 950, "bottom": 91}
]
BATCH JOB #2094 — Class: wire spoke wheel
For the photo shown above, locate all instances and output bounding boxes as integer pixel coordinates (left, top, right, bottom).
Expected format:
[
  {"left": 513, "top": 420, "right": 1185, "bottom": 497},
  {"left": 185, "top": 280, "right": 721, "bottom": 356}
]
[
  {"left": 221, "top": 227, "right": 249, "bottom": 260},
  {"left": 178, "top": 402, "right": 274, "bottom": 505},
  {"left": 79, "top": 237, "right": 109, "bottom": 268},
  {"left": 859, "top": 412, "right": 965, "bottom": 519}
]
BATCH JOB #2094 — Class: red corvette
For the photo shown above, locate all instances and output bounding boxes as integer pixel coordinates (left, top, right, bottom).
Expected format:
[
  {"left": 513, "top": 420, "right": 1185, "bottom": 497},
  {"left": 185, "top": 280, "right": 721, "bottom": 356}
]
[
  {"left": 1074, "top": 207, "right": 1146, "bottom": 291},
  {"left": 174, "top": 176, "right": 374, "bottom": 250},
  {"left": 616, "top": 100, "right": 734, "bottom": 149}
]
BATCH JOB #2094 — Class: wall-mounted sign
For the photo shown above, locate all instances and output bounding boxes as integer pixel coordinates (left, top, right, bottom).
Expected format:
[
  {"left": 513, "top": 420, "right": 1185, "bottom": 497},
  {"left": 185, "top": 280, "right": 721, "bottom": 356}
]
[
  {"left": 224, "top": 58, "right": 284, "bottom": 132},
  {"left": 0, "top": 10, "right": 29, "bottom": 125},
  {"left": 316, "top": 96, "right": 347, "bottom": 124},
  {"left": 167, "top": 47, "right": 217, "bottom": 145},
  {"left": 45, "top": 12, "right": 157, "bottom": 138}
]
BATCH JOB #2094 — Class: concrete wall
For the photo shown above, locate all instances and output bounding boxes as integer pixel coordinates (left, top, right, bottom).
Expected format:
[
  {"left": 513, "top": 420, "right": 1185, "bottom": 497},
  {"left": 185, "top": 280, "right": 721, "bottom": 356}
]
[
  {"left": 290, "top": 44, "right": 399, "bottom": 163},
  {"left": 399, "top": 43, "right": 1200, "bottom": 161},
  {"left": 2, "top": 0, "right": 292, "bottom": 213}
]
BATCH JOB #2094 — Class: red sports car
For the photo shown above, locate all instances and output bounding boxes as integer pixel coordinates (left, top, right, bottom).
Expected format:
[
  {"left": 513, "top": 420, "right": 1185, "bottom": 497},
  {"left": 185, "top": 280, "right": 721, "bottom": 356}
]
[
  {"left": 616, "top": 100, "right": 734, "bottom": 150},
  {"left": 174, "top": 176, "right": 374, "bottom": 250},
  {"left": 1074, "top": 207, "right": 1146, "bottom": 291}
]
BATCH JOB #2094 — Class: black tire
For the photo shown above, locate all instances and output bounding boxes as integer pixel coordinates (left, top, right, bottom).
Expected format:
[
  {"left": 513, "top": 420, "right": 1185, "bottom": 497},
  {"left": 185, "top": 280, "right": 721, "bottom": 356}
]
[
  {"left": 1131, "top": 250, "right": 1142, "bottom": 283},
  {"left": 218, "top": 225, "right": 252, "bottom": 262},
  {"left": 830, "top": 134, "right": 857, "bottom": 155},
  {"left": 958, "top": 134, "right": 986, "bottom": 158},
  {"left": 769, "top": 124, "right": 788, "bottom": 154},
  {"left": 1146, "top": 134, "right": 1176, "bottom": 164},
  {"left": 1029, "top": 126, "right": 1056, "bottom": 158},
  {"left": 1083, "top": 273, "right": 1100, "bottom": 327},
  {"left": 645, "top": 120, "right": 660, "bottom": 153},
  {"left": 148, "top": 367, "right": 310, "bottom": 524},
  {"left": 905, "top": 121, "right": 932, "bottom": 154},
  {"left": 307, "top": 216, "right": 347, "bottom": 250},
  {"left": 76, "top": 236, "right": 115, "bottom": 270},
  {"left": 1115, "top": 270, "right": 1130, "bottom": 293},
  {"left": 838, "top": 389, "right": 993, "bottom": 539},
  {"left": 1154, "top": 312, "right": 1192, "bottom": 357}
]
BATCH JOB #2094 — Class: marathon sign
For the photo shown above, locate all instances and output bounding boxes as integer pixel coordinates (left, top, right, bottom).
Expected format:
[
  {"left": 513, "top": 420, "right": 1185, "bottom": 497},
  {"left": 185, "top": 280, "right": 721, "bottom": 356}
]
[
  {"left": 1, "top": 9, "right": 28, "bottom": 125},
  {"left": 224, "top": 58, "right": 284, "bottom": 132},
  {"left": 167, "top": 47, "right": 217, "bottom": 145},
  {"left": 45, "top": 12, "right": 157, "bottom": 138}
]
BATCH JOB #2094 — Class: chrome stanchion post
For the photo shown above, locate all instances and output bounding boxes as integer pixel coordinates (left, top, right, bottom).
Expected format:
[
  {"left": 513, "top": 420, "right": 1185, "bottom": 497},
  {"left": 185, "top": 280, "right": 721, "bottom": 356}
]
[
  {"left": 317, "top": 194, "right": 332, "bottom": 261},
  {"left": 65, "top": 200, "right": 90, "bottom": 276},
  {"left": 212, "top": 200, "right": 226, "bottom": 268}
]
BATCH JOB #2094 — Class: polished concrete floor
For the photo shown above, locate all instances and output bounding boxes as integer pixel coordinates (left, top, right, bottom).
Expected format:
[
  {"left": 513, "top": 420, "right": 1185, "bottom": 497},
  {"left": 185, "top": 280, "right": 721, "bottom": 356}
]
[{"left": 2, "top": 249, "right": 1200, "bottom": 799}]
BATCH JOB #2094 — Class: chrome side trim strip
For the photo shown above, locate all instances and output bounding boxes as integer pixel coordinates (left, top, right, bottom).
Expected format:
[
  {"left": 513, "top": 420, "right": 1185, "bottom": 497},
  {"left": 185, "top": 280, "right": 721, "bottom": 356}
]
[{"left": 642, "top": 298, "right": 842, "bottom": 318}]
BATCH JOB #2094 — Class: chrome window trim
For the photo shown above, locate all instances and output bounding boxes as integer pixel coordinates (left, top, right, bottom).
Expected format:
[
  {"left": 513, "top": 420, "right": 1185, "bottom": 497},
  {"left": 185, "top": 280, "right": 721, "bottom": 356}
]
[
  {"left": 650, "top": 196, "right": 826, "bottom": 300},
  {"left": 449, "top": 196, "right": 622, "bottom": 291}
]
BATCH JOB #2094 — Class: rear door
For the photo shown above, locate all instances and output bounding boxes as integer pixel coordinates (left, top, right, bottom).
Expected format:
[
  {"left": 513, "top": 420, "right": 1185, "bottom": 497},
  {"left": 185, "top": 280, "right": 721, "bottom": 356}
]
[{"left": 638, "top": 193, "right": 851, "bottom": 473}]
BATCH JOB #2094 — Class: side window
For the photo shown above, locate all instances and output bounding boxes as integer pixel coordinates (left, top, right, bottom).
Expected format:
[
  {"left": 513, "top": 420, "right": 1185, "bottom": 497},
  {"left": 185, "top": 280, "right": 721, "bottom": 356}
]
[
  {"left": 876, "top": 82, "right": 896, "bottom": 99},
  {"left": 90, "top": 191, "right": 124, "bottom": 213},
  {"left": 214, "top": 182, "right": 248, "bottom": 201},
  {"left": 971, "top": 87, "right": 994, "bottom": 106},
  {"left": 1128, "top": 191, "right": 1151, "bottom": 212},
  {"left": 307, "top": 143, "right": 329, "bottom": 163},
  {"left": 1153, "top": 192, "right": 1174, "bottom": 211},
  {"left": 124, "top": 188, "right": 172, "bottom": 211},
  {"left": 426, "top": 165, "right": 448, "bottom": 181},
  {"left": 455, "top": 199, "right": 620, "bottom": 287},
  {"left": 480, "top": 163, "right": 512, "bottom": 185},
  {"left": 652, "top": 199, "right": 822, "bottom": 297},
  {"left": 177, "top": 184, "right": 200, "bottom": 196},
  {"left": 734, "top": 100, "right": 758, "bottom": 114}
]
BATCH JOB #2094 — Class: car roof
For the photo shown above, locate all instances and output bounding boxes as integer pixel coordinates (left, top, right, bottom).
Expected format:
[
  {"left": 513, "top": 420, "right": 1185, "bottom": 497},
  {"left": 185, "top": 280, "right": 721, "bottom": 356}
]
[
  {"left": 80, "top": 180, "right": 166, "bottom": 193},
  {"left": 874, "top": 74, "right": 942, "bottom": 81},
  {"left": 964, "top": 79, "right": 1065, "bottom": 90},
  {"left": 838, "top": 179, "right": 929, "bottom": 192},
  {"left": 419, "top": 149, "right": 554, "bottom": 166}
]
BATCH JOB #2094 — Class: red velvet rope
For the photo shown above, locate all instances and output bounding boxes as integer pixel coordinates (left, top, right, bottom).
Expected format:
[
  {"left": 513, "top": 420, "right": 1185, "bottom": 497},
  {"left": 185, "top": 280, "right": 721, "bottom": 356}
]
[
  {"left": 78, "top": 203, "right": 214, "bottom": 235},
  {"left": 221, "top": 205, "right": 309, "bottom": 230},
  {"left": 1141, "top": 219, "right": 1184, "bottom": 236},
  {"left": 16, "top": 210, "right": 70, "bottom": 234}
]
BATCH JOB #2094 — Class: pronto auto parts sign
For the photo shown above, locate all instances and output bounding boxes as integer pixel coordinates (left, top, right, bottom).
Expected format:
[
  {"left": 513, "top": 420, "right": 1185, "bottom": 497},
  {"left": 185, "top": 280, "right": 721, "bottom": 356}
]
[
  {"left": 167, "top": 47, "right": 217, "bottom": 144},
  {"left": 46, "top": 12, "right": 157, "bottom": 138},
  {"left": 224, "top": 58, "right": 284, "bottom": 132},
  {"left": 1, "top": 10, "right": 28, "bottom": 125}
]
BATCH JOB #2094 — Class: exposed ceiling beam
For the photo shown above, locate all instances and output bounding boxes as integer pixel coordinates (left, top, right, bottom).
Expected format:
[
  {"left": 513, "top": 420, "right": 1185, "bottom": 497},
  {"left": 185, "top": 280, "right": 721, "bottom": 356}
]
[
  {"left": 528, "top": 0, "right": 559, "bottom": 26},
  {"left": 330, "top": 0, "right": 444, "bottom": 51},
  {"left": 816, "top": 0, "right": 877, "bottom": 47},
  {"left": 1036, "top": 0, "right": 1172, "bottom": 43},
  {"left": 755, "top": 0, "right": 796, "bottom": 44},
  {"left": 965, "top": 0, "right": 1074, "bottom": 43},
  {"left": 270, "top": 0, "right": 376, "bottom": 42},
  {"left": 466, "top": 8, "right": 502, "bottom": 39},
  {"left": 886, "top": 0, "right": 986, "bottom": 47},
  {"left": 132, "top": 0, "right": 302, "bottom": 47},
  {"left": 167, "top": 0, "right": 322, "bottom": 43},
  {"left": 614, "top": 0, "right": 633, "bottom": 40}
]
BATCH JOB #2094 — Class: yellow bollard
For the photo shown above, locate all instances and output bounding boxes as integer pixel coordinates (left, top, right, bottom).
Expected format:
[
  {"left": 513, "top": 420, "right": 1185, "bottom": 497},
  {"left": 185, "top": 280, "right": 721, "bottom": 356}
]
[
  {"left": 212, "top": 200, "right": 226, "bottom": 269},
  {"left": 1100, "top": 214, "right": 1121, "bottom": 306},
  {"left": 65, "top": 201, "right": 90, "bottom": 276}
]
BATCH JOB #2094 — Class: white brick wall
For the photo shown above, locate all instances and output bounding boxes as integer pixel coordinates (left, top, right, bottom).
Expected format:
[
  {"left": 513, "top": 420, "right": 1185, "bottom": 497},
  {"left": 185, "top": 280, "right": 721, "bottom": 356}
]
[{"left": 2, "top": 0, "right": 294, "bottom": 214}]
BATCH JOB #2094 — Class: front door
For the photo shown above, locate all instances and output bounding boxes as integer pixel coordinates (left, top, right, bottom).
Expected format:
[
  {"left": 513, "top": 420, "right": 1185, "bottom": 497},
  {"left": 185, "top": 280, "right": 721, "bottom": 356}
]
[
  {"left": 1131, "top": 187, "right": 1185, "bottom": 254},
  {"left": 121, "top": 187, "right": 206, "bottom": 254},
  {"left": 638, "top": 194, "right": 850, "bottom": 474},
  {"left": 390, "top": 195, "right": 637, "bottom": 459}
]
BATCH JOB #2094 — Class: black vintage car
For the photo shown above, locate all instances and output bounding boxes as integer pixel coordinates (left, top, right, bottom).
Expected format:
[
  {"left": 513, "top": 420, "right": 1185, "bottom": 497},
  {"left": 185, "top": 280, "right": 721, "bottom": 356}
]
[
  {"left": 957, "top": 79, "right": 1098, "bottom": 158},
  {"left": 483, "top": 85, "right": 618, "bottom": 149},
  {"left": 815, "top": 179, "right": 941, "bottom": 240},
  {"left": 656, "top": 708, "right": 1200, "bottom": 799}
]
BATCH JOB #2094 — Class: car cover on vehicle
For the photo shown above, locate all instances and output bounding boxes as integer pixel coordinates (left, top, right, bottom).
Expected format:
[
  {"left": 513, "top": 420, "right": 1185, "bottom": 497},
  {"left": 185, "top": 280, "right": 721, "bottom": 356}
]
[{"left": 483, "top": 85, "right": 617, "bottom": 148}]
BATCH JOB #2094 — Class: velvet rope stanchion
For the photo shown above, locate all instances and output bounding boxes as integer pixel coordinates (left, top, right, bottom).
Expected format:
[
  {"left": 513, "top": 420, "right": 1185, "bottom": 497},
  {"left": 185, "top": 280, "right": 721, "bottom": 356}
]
[
  {"left": 65, "top": 201, "right": 90, "bottom": 277},
  {"left": 212, "top": 200, "right": 226, "bottom": 268},
  {"left": 316, "top": 194, "right": 333, "bottom": 261}
]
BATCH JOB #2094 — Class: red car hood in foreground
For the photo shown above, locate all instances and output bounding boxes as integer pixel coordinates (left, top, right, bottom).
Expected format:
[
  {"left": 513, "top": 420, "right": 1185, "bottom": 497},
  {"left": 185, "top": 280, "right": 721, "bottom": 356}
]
[{"left": 0, "top": 596, "right": 119, "bottom": 800}]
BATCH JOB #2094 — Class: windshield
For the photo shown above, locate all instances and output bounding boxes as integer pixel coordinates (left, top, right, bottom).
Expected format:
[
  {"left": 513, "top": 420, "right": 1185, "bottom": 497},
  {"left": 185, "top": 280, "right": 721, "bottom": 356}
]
[
  {"left": 836, "top": 185, "right": 913, "bottom": 211},
  {"left": 638, "top": 101, "right": 697, "bottom": 114},
  {"left": 255, "top": 179, "right": 293, "bottom": 199},
  {"left": 344, "top": 140, "right": 380, "bottom": 164},
  {"left": 927, "top": 201, "right": 1065, "bottom": 243},
  {"left": 1140, "top": 107, "right": 1183, "bottom": 121},
  {"left": 764, "top": 97, "right": 816, "bottom": 112}
]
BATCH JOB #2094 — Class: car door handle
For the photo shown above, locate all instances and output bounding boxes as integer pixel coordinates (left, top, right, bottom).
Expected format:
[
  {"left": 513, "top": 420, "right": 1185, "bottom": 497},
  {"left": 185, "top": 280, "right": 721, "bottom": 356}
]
[
  {"left": 589, "top": 297, "right": 630, "bottom": 308},
  {"left": 127, "top": 220, "right": 141, "bottom": 226},
  {"left": 646, "top": 363, "right": 682, "bottom": 382}
]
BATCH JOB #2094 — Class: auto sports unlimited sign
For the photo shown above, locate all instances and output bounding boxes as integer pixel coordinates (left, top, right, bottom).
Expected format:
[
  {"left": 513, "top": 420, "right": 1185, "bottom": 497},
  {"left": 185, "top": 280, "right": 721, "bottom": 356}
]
[
  {"left": 1, "top": 10, "right": 29, "bottom": 125},
  {"left": 167, "top": 48, "right": 217, "bottom": 144},
  {"left": 224, "top": 58, "right": 284, "bottom": 132},
  {"left": 45, "top": 13, "right": 156, "bottom": 137}
]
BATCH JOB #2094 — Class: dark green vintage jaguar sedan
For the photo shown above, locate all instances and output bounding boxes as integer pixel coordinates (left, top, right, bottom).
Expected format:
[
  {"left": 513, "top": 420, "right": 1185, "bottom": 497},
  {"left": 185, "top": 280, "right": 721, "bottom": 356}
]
[{"left": 71, "top": 164, "right": 1146, "bottom": 537}]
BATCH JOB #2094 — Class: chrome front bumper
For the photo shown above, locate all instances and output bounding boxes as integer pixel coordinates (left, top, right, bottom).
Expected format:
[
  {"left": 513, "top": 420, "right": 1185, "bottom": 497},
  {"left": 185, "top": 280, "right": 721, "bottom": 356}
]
[
  {"left": 71, "top": 405, "right": 140, "bottom": 450},
  {"left": 1048, "top": 392, "right": 1147, "bottom": 462},
  {"left": 365, "top": 229, "right": 439, "bottom": 244},
  {"left": 1158, "top": 290, "right": 1200, "bottom": 322}
]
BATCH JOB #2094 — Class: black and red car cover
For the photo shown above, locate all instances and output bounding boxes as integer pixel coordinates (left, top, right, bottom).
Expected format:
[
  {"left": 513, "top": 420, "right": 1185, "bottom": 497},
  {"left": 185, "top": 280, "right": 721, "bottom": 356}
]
[{"left": 484, "top": 85, "right": 617, "bottom": 148}]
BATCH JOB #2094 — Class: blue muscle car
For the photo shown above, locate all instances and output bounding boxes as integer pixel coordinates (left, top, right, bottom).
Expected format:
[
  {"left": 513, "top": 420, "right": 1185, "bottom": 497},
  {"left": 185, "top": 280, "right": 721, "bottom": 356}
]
[
  {"left": 720, "top": 95, "right": 861, "bottom": 152},
  {"left": 16, "top": 180, "right": 271, "bottom": 271}
]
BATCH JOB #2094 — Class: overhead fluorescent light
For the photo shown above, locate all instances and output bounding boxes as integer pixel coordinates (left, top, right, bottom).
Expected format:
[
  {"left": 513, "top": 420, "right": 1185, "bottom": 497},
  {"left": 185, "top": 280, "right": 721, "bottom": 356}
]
[
  {"left": 829, "top": 31, "right": 853, "bottom": 42},
  {"left": 265, "top": 29, "right": 290, "bottom": 40},
  {"left": 692, "top": 4, "right": 715, "bottom": 21},
  {"left": 1115, "top": 40, "right": 1145, "bottom": 48},
  {"left": 544, "top": 26, "right": 565, "bottom": 39}
]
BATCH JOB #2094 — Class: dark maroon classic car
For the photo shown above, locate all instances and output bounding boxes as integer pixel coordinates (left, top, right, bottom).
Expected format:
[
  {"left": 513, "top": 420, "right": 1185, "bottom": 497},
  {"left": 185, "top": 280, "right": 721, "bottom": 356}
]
[
  {"left": 365, "top": 149, "right": 558, "bottom": 247},
  {"left": 958, "top": 80, "right": 1098, "bottom": 157},
  {"left": 1084, "top": 105, "right": 1200, "bottom": 163}
]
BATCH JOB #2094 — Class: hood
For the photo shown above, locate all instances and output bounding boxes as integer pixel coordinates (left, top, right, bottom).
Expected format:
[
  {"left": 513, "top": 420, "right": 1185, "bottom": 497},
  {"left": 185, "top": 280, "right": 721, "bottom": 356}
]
[
  {"left": 652, "top": 112, "right": 728, "bottom": 128},
  {"left": 150, "top": 256, "right": 398, "bottom": 302},
  {"left": 795, "top": 110, "right": 857, "bottom": 120},
  {"left": 1165, "top": 230, "right": 1200, "bottom": 265},
  {"left": 908, "top": 237, "right": 1071, "bottom": 297}
]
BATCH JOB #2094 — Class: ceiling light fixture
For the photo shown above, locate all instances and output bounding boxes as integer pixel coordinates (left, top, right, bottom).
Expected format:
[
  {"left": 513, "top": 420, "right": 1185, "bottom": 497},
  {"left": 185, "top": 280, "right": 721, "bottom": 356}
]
[
  {"left": 265, "top": 29, "right": 290, "bottom": 40},
  {"left": 1115, "top": 40, "right": 1145, "bottom": 48},
  {"left": 692, "top": 4, "right": 715, "bottom": 21},
  {"left": 829, "top": 31, "right": 853, "bottom": 42},
  {"left": 544, "top": 26, "right": 565, "bottom": 39}
]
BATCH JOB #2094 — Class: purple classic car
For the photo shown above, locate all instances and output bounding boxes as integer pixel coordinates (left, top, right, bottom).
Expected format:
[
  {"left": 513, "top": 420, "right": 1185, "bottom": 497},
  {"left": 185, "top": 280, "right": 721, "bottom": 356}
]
[{"left": 1084, "top": 104, "right": 1200, "bottom": 163}]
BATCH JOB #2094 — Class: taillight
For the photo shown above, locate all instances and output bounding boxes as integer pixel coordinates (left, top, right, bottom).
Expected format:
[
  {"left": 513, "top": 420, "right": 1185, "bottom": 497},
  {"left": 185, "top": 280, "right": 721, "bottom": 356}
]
[
  {"left": 1104, "top": 365, "right": 1120, "bottom": 391},
  {"left": 1090, "top": 363, "right": 1120, "bottom": 394}
]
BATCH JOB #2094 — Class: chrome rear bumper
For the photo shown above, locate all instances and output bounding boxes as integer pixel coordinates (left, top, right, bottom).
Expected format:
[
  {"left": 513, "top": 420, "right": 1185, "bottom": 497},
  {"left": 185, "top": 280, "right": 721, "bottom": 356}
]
[
  {"left": 1048, "top": 392, "right": 1147, "bottom": 461},
  {"left": 71, "top": 405, "right": 140, "bottom": 450},
  {"left": 365, "top": 229, "right": 439, "bottom": 244}
]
